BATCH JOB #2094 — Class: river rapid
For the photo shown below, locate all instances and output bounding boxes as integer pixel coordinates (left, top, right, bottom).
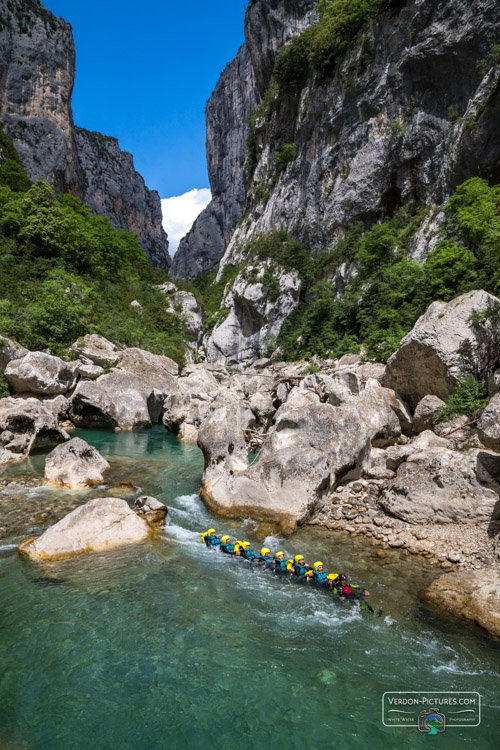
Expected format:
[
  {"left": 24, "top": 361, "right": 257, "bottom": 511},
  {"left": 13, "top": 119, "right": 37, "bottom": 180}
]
[{"left": 0, "top": 426, "right": 498, "bottom": 749}]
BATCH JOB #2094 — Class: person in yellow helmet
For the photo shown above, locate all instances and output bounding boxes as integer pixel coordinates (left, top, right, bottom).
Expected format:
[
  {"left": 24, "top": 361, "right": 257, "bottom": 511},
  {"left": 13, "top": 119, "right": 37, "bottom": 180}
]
[
  {"left": 274, "top": 551, "right": 287, "bottom": 573},
  {"left": 256, "top": 547, "right": 273, "bottom": 567},
  {"left": 238, "top": 541, "right": 256, "bottom": 561},
  {"left": 201, "top": 528, "right": 220, "bottom": 548},
  {"left": 292, "top": 554, "right": 313, "bottom": 582},
  {"left": 220, "top": 535, "right": 235, "bottom": 555},
  {"left": 312, "top": 561, "right": 331, "bottom": 588}
]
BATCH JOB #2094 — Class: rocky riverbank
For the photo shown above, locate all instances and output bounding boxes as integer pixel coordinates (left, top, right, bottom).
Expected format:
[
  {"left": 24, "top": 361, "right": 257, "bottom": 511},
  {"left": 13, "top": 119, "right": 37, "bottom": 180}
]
[{"left": 1, "top": 288, "right": 499, "bottom": 634}]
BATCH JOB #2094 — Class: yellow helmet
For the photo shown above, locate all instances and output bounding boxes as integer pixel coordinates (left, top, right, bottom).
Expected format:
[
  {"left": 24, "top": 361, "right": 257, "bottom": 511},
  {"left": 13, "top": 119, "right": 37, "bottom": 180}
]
[
  {"left": 207, "top": 528, "right": 216, "bottom": 535},
  {"left": 221, "top": 535, "right": 230, "bottom": 544},
  {"left": 327, "top": 573, "right": 339, "bottom": 581},
  {"left": 313, "top": 561, "right": 324, "bottom": 571},
  {"left": 261, "top": 547, "right": 271, "bottom": 556},
  {"left": 241, "top": 541, "right": 250, "bottom": 549},
  {"left": 275, "top": 551, "right": 284, "bottom": 559},
  {"left": 294, "top": 554, "right": 305, "bottom": 563}
]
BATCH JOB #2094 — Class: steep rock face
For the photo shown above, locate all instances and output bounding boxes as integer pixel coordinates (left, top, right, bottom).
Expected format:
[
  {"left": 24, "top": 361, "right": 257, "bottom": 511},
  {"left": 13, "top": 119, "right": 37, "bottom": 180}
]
[
  {"left": 0, "top": 0, "right": 81, "bottom": 193},
  {"left": 74, "top": 128, "right": 169, "bottom": 268},
  {"left": 0, "top": 0, "right": 169, "bottom": 267},
  {"left": 171, "top": 44, "right": 260, "bottom": 278},
  {"left": 221, "top": 0, "right": 500, "bottom": 268},
  {"left": 244, "top": 0, "right": 319, "bottom": 95}
]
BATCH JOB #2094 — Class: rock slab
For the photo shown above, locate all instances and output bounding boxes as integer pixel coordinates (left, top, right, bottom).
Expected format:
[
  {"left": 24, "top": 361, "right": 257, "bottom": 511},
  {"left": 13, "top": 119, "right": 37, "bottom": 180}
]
[{"left": 18, "top": 497, "right": 151, "bottom": 560}]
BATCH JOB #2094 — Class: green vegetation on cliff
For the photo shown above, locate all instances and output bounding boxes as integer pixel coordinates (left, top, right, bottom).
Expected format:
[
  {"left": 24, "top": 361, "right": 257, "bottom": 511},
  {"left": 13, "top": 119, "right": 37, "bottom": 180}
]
[
  {"left": 0, "top": 142, "right": 186, "bottom": 364},
  {"left": 275, "top": 0, "right": 405, "bottom": 87},
  {"left": 274, "top": 178, "right": 500, "bottom": 361}
]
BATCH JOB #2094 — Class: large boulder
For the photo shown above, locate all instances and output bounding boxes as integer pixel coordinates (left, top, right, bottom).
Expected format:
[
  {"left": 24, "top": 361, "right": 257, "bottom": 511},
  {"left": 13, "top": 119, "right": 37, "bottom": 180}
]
[
  {"left": 5, "top": 352, "right": 75, "bottom": 395},
  {"left": 412, "top": 395, "right": 446, "bottom": 434},
  {"left": 0, "top": 396, "right": 69, "bottom": 462},
  {"left": 72, "top": 335, "right": 119, "bottom": 367},
  {"left": 69, "top": 372, "right": 157, "bottom": 429},
  {"left": 421, "top": 566, "right": 500, "bottom": 639},
  {"left": 357, "top": 385, "right": 412, "bottom": 445},
  {"left": 0, "top": 335, "right": 28, "bottom": 369},
  {"left": 44, "top": 437, "right": 110, "bottom": 489},
  {"left": 18, "top": 497, "right": 151, "bottom": 560},
  {"left": 199, "top": 399, "right": 371, "bottom": 531},
  {"left": 382, "top": 291, "right": 500, "bottom": 408},
  {"left": 118, "top": 347, "right": 179, "bottom": 379},
  {"left": 477, "top": 393, "right": 500, "bottom": 453},
  {"left": 379, "top": 448, "right": 500, "bottom": 524}
]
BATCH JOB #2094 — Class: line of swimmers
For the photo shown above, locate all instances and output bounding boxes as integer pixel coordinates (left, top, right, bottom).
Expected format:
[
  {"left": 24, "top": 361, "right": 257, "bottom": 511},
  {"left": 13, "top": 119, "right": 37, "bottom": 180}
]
[{"left": 201, "top": 528, "right": 370, "bottom": 601}]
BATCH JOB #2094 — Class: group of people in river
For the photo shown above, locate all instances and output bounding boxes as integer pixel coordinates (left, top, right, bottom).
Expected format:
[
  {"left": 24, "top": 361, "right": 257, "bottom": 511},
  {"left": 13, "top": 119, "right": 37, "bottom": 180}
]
[{"left": 200, "top": 528, "right": 378, "bottom": 612}]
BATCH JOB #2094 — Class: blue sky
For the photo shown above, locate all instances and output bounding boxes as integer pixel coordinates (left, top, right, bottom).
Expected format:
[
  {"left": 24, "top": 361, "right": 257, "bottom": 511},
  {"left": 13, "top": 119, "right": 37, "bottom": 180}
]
[{"left": 44, "top": 0, "right": 246, "bottom": 200}]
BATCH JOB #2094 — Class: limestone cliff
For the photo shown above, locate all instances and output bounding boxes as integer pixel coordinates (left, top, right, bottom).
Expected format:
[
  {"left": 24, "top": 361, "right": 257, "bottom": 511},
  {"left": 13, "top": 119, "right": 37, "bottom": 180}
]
[
  {"left": 185, "top": 0, "right": 499, "bottom": 365},
  {"left": 0, "top": 0, "right": 169, "bottom": 267},
  {"left": 171, "top": 44, "right": 260, "bottom": 278}
]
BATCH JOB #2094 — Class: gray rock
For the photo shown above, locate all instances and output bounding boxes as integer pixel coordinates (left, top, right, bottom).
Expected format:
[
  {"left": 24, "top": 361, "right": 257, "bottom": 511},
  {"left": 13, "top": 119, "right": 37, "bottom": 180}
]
[
  {"left": 380, "top": 448, "right": 500, "bottom": 524},
  {"left": 0, "top": 335, "right": 28, "bottom": 369},
  {"left": 199, "top": 398, "right": 371, "bottom": 531},
  {"left": 69, "top": 363, "right": 179, "bottom": 429},
  {"left": 133, "top": 495, "right": 168, "bottom": 526},
  {"left": 74, "top": 362, "right": 104, "bottom": 380},
  {"left": 44, "top": 437, "right": 110, "bottom": 489},
  {"left": 0, "top": 396, "right": 69, "bottom": 462},
  {"left": 488, "top": 369, "right": 500, "bottom": 397},
  {"left": 477, "top": 393, "right": 500, "bottom": 453},
  {"left": 72, "top": 335, "right": 119, "bottom": 367},
  {"left": 413, "top": 395, "right": 446, "bottom": 433},
  {"left": 205, "top": 264, "right": 301, "bottom": 367},
  {"left": 422, "top": 565, "right": 500, "bottom": 639},
  {"left": 383, "top": 291, "right": 500, "bottom": 408},
  {"left": 5, "top": 352, "right": 75, "bottom": 395},
  {"left": 18, "top": 497, "right": 151, "bottom": 561}
]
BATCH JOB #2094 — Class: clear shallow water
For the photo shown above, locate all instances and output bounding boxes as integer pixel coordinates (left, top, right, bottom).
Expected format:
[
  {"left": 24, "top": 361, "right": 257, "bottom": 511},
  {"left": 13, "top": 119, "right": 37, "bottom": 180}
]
[{"left": 0, "top": 427, "right": 499, "bottom": 749}]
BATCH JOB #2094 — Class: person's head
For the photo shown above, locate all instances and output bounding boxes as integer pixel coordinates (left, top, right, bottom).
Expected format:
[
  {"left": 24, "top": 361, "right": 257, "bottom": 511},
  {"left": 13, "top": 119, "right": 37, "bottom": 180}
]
[
  {"left": 241, "top": 541, "right": 251, "bottom": 550},
  {"left": 294, "top": 554, "right": 305, "bottom": 564},
  {"left": 221, "top": 535, "right": 231, "bottom": 544},
  {"left": 275, "top": 551, "right": 285, "bottom": 561},
  {"left": 261, "top": 547, "right": 271, "bottom": 558},
  {"left": 313, "top": 561, "right": 324, "bottom": 572},
  {"left": 339, "top": 573, "right": 347, "bottom": 583},
  {"left": 207, "top": 528, "right": 216, "bottom": 537}
]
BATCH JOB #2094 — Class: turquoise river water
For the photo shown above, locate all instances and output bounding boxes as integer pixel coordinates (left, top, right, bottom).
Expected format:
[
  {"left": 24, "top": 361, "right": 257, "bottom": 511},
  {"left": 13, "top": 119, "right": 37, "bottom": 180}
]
[{"left": 0, "top": 426, "right": 499, "bottom": 749}]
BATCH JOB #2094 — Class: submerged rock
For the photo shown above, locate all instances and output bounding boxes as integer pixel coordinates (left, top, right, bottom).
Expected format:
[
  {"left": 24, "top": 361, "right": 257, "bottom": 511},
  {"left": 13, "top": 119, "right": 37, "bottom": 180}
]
[
  {"left": 5, "top": 352, "right": 75, "bottom": 395},
  {"left": 18, "top": 497, "right": 151, "bottom": 560},
  {"left": 44, "top": 437, "right": 110, "bottom": 489},
  {"left": 421, "top": 565, "right": 500, "bottom": 639}
]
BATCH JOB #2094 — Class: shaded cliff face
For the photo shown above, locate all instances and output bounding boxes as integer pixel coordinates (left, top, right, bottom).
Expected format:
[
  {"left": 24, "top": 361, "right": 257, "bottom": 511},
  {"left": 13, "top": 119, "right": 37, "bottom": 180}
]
[
  {"left": 0, "top": 0, "right": 169, "bottom": 267},
  {"left": 244, "top": 0, "right": 318, "bottom": 96},
  {"left": 197, "top": 0, "right": 500, "bottom": 366},
  {"left": 225, "top": 0, "right": 500, "bottom": 265},
  {"left": 75, "top": 128, "right": 169, "bottom": 268},
  {"left": 171, "top": 44, "right": 260, "bottom": 278}
]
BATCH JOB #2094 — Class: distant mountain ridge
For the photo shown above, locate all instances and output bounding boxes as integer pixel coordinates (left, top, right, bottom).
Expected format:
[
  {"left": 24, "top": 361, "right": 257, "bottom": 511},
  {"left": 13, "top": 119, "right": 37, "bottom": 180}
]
[{"left": 0, "top": 0, "right": 170, "bottom": 267}]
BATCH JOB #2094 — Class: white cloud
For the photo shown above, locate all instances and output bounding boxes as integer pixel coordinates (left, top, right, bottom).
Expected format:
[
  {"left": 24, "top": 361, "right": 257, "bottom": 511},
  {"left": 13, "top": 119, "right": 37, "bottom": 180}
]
[{"left": 161, "top": 188, "right": 212, "bottom": 254}]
